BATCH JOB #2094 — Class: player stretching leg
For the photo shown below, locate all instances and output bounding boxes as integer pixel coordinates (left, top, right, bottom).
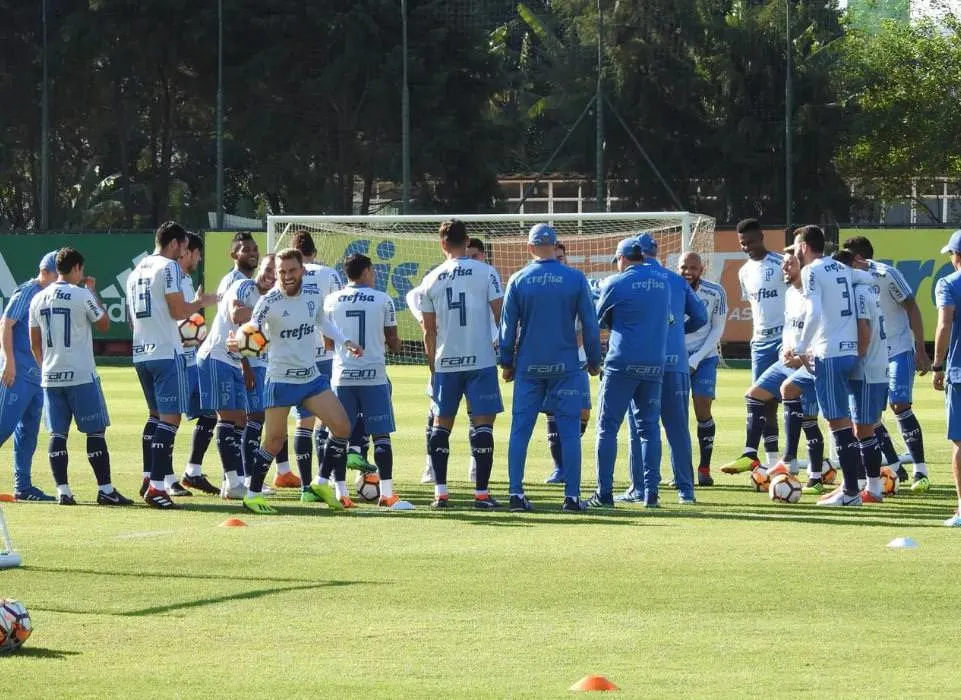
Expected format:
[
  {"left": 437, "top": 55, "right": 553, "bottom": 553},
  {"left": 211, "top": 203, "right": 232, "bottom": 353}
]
[
  {"left": 722, "top": 219, "right": 787, "bottom": 474},
  {"left": 679, "top": 252, "right": 727, "bottom": 487},
  {"left": 499, "top": 225, "right": 601, "bottom": 512},
  {"left": 128, "top": 223, "right": 217, "bottom": 508},
  {"left": 420, "top": 220, "right": 504, "bottom": 510},
  {"left": 0, "top": 251, "right": 58, "bottom": 501},
  {"left": 230, "top": 248, "right": 361, "bottom": 515},
  {"left": 933, "top": 231, "right": 961, "bottom": 526},
  {"left": 29, "top": 248, "right": 132, "bottom": 506}
]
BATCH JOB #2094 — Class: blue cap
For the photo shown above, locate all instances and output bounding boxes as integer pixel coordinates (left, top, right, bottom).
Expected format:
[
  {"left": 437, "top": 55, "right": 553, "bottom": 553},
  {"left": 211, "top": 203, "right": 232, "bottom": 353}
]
[
  {"left": 612, "top": 237, "right": 644, "bottom": 263},
  {"left": 39, "top": 250, "right": 59, "bottom": 273},
  {"left": 942, "top": 230, "right": 961, "bottom": 254},
  {"left": 528, "top": 223, "right": 557, "bottom": 246},
  {"left": 635, "top": 232, "right": 658, "bottom": 255}
]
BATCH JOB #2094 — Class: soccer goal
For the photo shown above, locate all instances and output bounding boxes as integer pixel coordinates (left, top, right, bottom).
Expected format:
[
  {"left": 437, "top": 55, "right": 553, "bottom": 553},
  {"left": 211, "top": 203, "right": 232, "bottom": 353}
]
[
  {"left": 0, "top": 506, "right": 22, "bottom": 569},
  {"left": 267, "top": 212, "right": 715, "bottom": 363}
]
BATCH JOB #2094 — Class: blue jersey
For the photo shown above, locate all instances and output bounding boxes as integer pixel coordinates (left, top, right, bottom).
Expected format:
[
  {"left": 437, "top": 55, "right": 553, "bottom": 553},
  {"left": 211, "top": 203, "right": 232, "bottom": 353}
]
[
  {"left": 499, "top": 258, "right": 601, "bottom": 376},
  {"left": 646, "top": 260, "right": 707, "bottom": 372},
  {"left": 936, "top": 270, "right": 961, "bottom": 381},
  {"left": 1, "top": 280, "right": 43, "bottom": 385},
  {"left": 596, "top": 263, "right": 672, "bottom": 380}
]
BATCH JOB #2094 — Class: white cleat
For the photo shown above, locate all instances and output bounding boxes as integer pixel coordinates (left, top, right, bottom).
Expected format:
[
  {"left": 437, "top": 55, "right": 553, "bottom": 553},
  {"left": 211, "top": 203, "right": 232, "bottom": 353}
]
[
  {"left": 220, "top": 481, "right": 247, "bottom": 500},
  {"left": 817, "top": 488, "right": 862, "bottom": 507},
  {"left": 260, "top": 485, "right": 276, "bottom": 497},
  {"left": 382, "top": 498, "right": 415, "bottom": 511}
]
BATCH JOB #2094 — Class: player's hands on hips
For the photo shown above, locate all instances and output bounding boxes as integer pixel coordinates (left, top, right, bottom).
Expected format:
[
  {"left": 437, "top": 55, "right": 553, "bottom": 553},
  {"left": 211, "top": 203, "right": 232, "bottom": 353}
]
[
  {"left": 225, "top": 331, "right": 240, "bottom": 354},
  {"left": 501, "top": 367, "right": 515, "bottom": 382},
  {"left": 917, "top": 347, "right": 932, "bottom": 376},
  {"left": 934, "top": 371, "right": 945, "bottom": 392},
  {"left": 0, "top": 364, "right": 14, "bottom": 388},
  {"left": 195, "top": 286, "right": 218, "bottom": 308},
  {"left": 344, "top": 340, "right": 363, "bottom": 357}
]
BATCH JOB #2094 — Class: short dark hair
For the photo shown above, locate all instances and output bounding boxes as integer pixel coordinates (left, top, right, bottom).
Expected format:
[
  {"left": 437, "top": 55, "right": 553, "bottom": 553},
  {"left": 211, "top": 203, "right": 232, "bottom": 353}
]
[
  {"left": 230, "top": 231, "right": 255, "bottom": 254},
  {"left": 842, "top": 235, "right": 874, "bottom": 260},
  {"left": 56, "top": 247, "right": 84, "bottom": 275},
  {"left": 793, "top": 225, "right": 825, "bottom": 254},
  {"left": 555, "top": 242, "right": 567, "bottom": 253},
  {"left": 185, "top": 232, "right": 203, "bottom": 252},
  {"left": 467, "top": 237, "right": 485, "bottom": 253},
  {"left": 439, "top": 219, "right": 468, "bottom": 246},
  {"left": 832, "top": 248, "right": 855, "bottom": 266},
  {"left": 291, "top": 230, "right": 317, "bottom": 257},
  {"left": 276, "top": 248, "right": 303, "bottom": 266},
  {"left": 736, "top": 218, "right": 762, "bottom": 236},
  {"left": 344, "top": 254, "right": 372, "bottom": 281},
  {"left": 156, "top": 221, "right": 188, "bottom": 249}
]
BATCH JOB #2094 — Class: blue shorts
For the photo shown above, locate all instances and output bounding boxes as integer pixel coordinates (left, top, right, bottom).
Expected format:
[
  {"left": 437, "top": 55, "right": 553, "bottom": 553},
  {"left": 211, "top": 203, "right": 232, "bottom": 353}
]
[
  {"left": 947, "top": 383, "right": 961, "bottom": 441},
  {"left": 293, "top": 360, "right": 333, "bottom": 419},
  {"left": 197, "top": 356, "right": 248, "bottom": 412},
  {"left": 246, "top": 365, "right": 266, "bottom": 414},
  {"left": 265, "top": 374, "right": 331, "bottom": 410},
  {"left": 756, "top": 362, "right": 819, "bottom": 416},
  {"left": 750, "top": 338, "right": 783, "bottom": 382},
  {"left": 185, "top": 363, "right": 204, "bottom": 419},
  {"left": 135, "top": 357, "right": 189, "bottom": 415},
  {"left": 849, "top": 380, "right": 888, "bottom": 426},
  {"left": 43, "top": 380, "right": 110, "bottom": 434},
  {"left": 691, "top": 356, "right": 719, "bottom": 399},
  {"left": 432, "top": 366, "right": 503, "bottom": 418},
  {"left": 813, "top": 355, "right": 857, "bottom": 421},
  {"left": 333, "top": 383, "right": 395, "bottom": 434},
  {"left": 888, "top": 351, "right": 915, "bottom": 405},
  {"left": 0, "top": 378, "right": 42, "bottom": 443}
]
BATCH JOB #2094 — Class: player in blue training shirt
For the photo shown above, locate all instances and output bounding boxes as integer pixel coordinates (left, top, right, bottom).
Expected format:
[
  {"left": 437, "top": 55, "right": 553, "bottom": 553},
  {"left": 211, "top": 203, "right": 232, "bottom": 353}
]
[
  {"left": 499, "top": 224, "right": 601, "bottom": 512},
  {"left": 29, "top": 248, "right": 132, "bottom": 506},
  {"left": 593, "top": 237, "right": 672, "bottom": 508},
  {"left": 933, "top": 230, "right": 961, "bottom": 526},
  {"left": 0, "top": 251, "right": 59, "bottom": 501}
]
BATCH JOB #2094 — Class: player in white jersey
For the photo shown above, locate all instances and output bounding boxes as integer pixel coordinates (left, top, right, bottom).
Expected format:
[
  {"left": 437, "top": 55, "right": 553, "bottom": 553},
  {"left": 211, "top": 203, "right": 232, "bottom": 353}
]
[
  {"left": 127, "top": 222, "right": 217, "bottom": 509},
  {"left": 216, "top": 231, "right": 259, "bottom": 299},
  {"left": 28, "top": 248, "right": 132, "bottom": 506},
  {"left": 679, "top": 252, "right": 727, "bottom": 486},
  {"left": 843, "top": 236, "right": 931, "bottom": 492},
  {"left": 227, "top": 248, "right": 361, "bottom": 515},
  {"left": 323, "top": 254, "right": 413, "bottom": 510},
  {"left": 420, "top": 219, "right": 504, "bottom": 509}
]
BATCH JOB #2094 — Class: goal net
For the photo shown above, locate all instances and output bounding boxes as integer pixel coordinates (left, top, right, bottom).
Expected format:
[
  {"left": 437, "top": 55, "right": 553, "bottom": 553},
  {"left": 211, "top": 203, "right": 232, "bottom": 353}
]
[{"left": 267, "top": 212, "right": 716, "bottom": 364}]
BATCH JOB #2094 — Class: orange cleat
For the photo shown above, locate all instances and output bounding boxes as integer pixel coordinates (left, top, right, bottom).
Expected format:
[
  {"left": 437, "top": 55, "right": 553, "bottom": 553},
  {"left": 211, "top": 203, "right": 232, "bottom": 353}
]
[
  {"left": 272, "top": 471, "right": 302, "bottom": 489},
  {"left": 767, "top": 462, "right": 790, "bottom": 479},
  {"left": 860, "top": 490, "right": 884, "bottom": 504},
  {"left": 339, "top": 496, "right": 357, "bottom": 509}
]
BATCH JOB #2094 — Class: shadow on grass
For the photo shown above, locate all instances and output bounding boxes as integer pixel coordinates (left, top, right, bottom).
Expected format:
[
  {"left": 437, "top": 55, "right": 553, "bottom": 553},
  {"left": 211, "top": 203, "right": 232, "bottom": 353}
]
[
  {"left": 13, "top": 646, "right": 81, "bottom": 659},
  {"left": 24, "top": 566, "right": 352, "bottom": 585}
]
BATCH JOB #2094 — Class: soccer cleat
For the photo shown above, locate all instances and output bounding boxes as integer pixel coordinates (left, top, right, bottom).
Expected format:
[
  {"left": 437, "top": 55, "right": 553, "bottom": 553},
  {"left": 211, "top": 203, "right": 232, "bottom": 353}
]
[
  {"left": 97, "top": 489, "right": 133, "bottom": 506},
  {"left": 307, "top": 482, "right": 344, "bottom": 510},
  {"left": 13, "top": 486, "right": 55, "bottom": 502},
  {"left": 678, "top": 494, "right": 697, "bottom": 505},
  {"left": 420, "top": 462, "right": 435, "bottom": 484},
  {"left": 614, "top": 489, "right": 645, "bottom": 504},
  {"left": 910, "top": 474, "right": 931, "bottom": 493},
  {"left": 338, "top": 496, "right": 357, "bottom": 509},
  {"left": 260, "top": 485, "right": 276, "bottom": 496},
  {"left": 697, "top": 467, "right": 714, "bottom": 487},
  {"left": 242, "top": 494, "right": 278, "bottom": 515},
  {"left": 508, "top": 495, "right": 534, "bottom": 512},
  {"left": 139, "top": 478, "right": 149, "bottom": 497},
  {"left": 816, "top": 487, "right": 862, "bottom": 507},
  {"left": 895, "top": 465, "right": 910, "bottom": 483},
  {"left": 767, "top": 462, "right": 790, "bottom": 479},
  {"left": 645, "top": 498, "right": 660, "bottom": 509},
  {"left": 181, "top": 474, "right": 220, "bottom": 494},
  {"left": 562, "top": 497, "right": 588, "bottom": 512},
  {"left": 944, "top": 512, "right": 961, "bottom": 527},
  {"left": 587, "top": 493, "right": 615, "bottom": 509},
  {"left": 57, "top": 494, "right": 77, "bottom": 506},
  {"left": 473, "top": 494, "right": 500, "bottom": 510},
  {"left": 379, "top": 495, "right": 415, "bottom": 510},
  {"left": 346, "top": 452, "right": 376, "bottom": 474},
  {"left": 430, "top": 495, "right": 451, "bottom": 509},
  {"left": 860, "top": 490, "right": 884, "bottom": 504},
  {"left": 802, "top": 478, "right": 824, "bottom": 495},
  {"left": 272, "top": 471, "right": 302, "bottom": 489},
  {"left": 168, "top": 481, "right": 192, "bottom": 497},
  {"left": 544, "top": 469, "right": 565, "bottom": 484},
  {"left": 720, "top": 454, "right": 761, "bottom": 475},
  {"left": 220, "top": 482, "right": 247, "bottom": 500},
  {"left": 144, "top": 487, "right": 180, "bottom": 509},
  {"left": 300, "top": 488, "right": 322, "bottom": 503}
]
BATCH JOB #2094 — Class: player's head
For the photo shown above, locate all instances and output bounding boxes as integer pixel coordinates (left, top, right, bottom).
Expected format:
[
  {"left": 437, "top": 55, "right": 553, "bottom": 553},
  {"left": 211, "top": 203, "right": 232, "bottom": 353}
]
[
  {"left": 55, "top": 247, "right": 85, "bottom": 285},
  {"left": 554, "top": 242, "right": 567, "bottom": 265},
  {"left": 792, "top": 225, "right": 825, "bottom": 266},
  {"left": 736, "top": 218, "right": 766, "bottom": 260},
  {"left": 842, "top": 235, "right": 873, "bottom": 269},
  {"left": 255, "top": 253, "right": 276, "bottom": 293},
  {"left": 38, "top": 249, "right": 59, "bottom": 286},
  {"left": 344, "top": 253, "right": 375, "bottom": 286},
  {"left": 291, "top": 230, "right": 317, "bottom": 263},
  {"left": 781, "top": 245, "right": 801, "bottom": 285},
  {"left": 832, "top": 249, "right": 856, "bottom": 267},
  {"left": 941, "top": 230, "right": 961, "bottom": 270},
  {"left": 275, "top": 248, "right": 304, "bottom": 296},
  {"left": 439, "top": 219, "right": 469, "bottom": 257},
  {"left": 180, "top": 232, "right": 203, "bottom": 274},
  {"left": 635, "top": 232, "right": 658, "bottom": 258},
  {"left": 613, "top": 237, "right": 644, "bottom": 272},
  {"left": 467, "top": 237, "right": 487, "bottom": 262},
  {"left": 678, "top": 251, "right": 703, "bottom": 286},
  {"left": 230, "top": 231, "right": 259, "bottom": 274},
  {"left": 155, "top": 221, "right": 188, "bottom": 260},
  {"left": 527, "top": 224, "right": 557, "bottom": 260}
]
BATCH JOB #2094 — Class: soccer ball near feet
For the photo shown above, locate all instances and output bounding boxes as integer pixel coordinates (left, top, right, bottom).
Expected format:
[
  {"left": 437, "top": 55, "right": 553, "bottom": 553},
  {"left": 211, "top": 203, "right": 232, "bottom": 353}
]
[
  {"left": 768, "top": 474, "right": 802, "bottom": 503},
  {"left": 0, "top": 599, "right": 31, "bottom": 653},
  {"left": 355, "top": 472, "right": 381, "bottom": 502}
]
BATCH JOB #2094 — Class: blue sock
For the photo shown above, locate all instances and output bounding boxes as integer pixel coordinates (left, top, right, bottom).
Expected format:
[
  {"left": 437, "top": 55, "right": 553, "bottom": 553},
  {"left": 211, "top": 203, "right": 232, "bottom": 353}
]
[
  {"left": 86, "top": 433, "right": 111, "bottom": 486},
  {"left": 321, "top": 436, "right": 348, "bottom": 482},
  {"left": 832, "top": 427, "right": 859, "bottom": 495},
  {"left": 373, "top": 437, "right": 393, "bottom": 480},
  {"left": 242, "top": 421, "right": 262, "bottom": 477},
  {"left": 875, "top": 423, "right": 900, "bottom": 465},
  {"left": 696, "top": 419, "right": 715, "bottom": 469},
  {"left": 350, "top": 415, "right": 369, "bottom": 461},
  {"left": 744, "top": 398, "right": 767, "bottom": 456},
  {"left": 428, "top": 427, "right": 451, "bottom": 486},
  {"left": 896, "top": 410, "right": 925, "bottom": 464},
  {"left": 141, "top": 417, "right": 158, "bottom": 476},
  {"left": 49, "top": 433, "right": 69, "bottom": 486},
  {"left": 470, "top": 424, "right": 494, "bottom": 492},
  {"left": 150, "top": 422, "right": 177, "bottom": 484},
  {"left": 188, "top": 414, "right": 216, "bottom": 466},
  {"left": 859, "top": 435, "right": 882, "bottom": 479},
  {"left": 276, "top": 439, "right": 289, "bottom": 466},
  {"left": 546, "top": 415, "right": 562, "bottom": 471},
  {"left": 802, "top": 419, "right": 824, "bottom": 472},
  {"left": 294, "top": 428, "right": 313, "bottom": 487},
  {"left": 313, "top": 426, "right": 328, "bottom": 471},
  {"left": 782, "top": 400, "right": 803, "bottom": 462},
  {"left": 215, "top": 422, "right": 243, "bottom": 479},
  {"left": 248, "top": 448, "right": 274, "bottom": 492}
]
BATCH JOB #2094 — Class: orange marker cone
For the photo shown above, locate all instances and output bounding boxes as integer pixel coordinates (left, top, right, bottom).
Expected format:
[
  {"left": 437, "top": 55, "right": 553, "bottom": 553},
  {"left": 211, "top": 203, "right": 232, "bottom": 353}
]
[
  {"left": 0, "top": 494, "right": 16, "bottom": 503},
  {"left": 570, "top": 675, "right": 618, "bottom": 692},
  {"left": 220, "top": 517, "right": 248, "bottom": 528}
]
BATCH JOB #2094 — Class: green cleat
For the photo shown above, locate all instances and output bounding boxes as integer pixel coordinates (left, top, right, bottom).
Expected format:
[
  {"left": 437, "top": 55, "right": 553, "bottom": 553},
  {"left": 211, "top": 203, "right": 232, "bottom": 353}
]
[
  {"left": 346, "top": 452, "right": 376, "bottom": 473},
  {"left": 242, "top": 494, "right": 278, "bottom": 515},
  {"left": 308, "top": 482, "right": 344, "bottom": 510},
  {"left": 300, "top": 489, "right": 323, "bottom": 503},
  {"left": 802, "top": 479, "right": 824, "bottom": 496},
  {"left": 910, "top": 475, "right": 931, "bottom": 493},
  {"left": 720, "top": 454, "right": 761, "bottom": 475}
]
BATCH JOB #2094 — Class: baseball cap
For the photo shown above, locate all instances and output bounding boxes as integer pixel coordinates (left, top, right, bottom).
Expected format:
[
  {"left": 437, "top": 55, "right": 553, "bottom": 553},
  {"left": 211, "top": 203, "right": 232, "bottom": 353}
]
[
  {"left": 528, "top": 224, "right": 557, "bottom": 246},
  {"left": 635, "top": 232, "right": 658, "bottom": 255},
  {"left": 612, "top": 237, "right": 644, "bottom": 263},
  {"left": 941, "top": 230, "right": 961, "bottom": 254},
  {"left": 39, "top": 250, "right": 59, "bottom": 273}
]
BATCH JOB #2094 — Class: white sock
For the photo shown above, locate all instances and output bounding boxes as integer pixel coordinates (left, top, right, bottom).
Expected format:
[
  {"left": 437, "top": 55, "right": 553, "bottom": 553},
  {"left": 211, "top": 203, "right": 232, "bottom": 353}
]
[
  {"left": 867, "top": 476, "right": 882, "bottom": 496},
  {"left": 99, "top": 483, "right": 114, "bottom": 494},
  {"left": 57, "top": 484, "right": 73, "bottom": 498},
  {"left": 314, "top": 476, "right": 329, "bottom": 486},
  {"left": 857, "top": 478, "right": 867, "bottom": 491},
  {"left": 224, "top": 470, "right": 241, "bottom": 489},
  {"left": 275, "top": 461, "right": 291, "bottom": 475},
  {"left": 380, "top": 478, "right": 393, "bottom": 499},
  {"left": 185, "top": 463, "right": 202, "bottom": 477},
  {"left": 348, "top": 446, "right": 361, "bottom": 454},
  {"left": 247, "top": 489, "right": 261, "bottom": 497},
  {"left": 244, "top": 475, "right": 252, "bottom": 488},
  {"left": 435, "top": 484, "right": 449, "bottom": 498},
  {"left": 335, "top": 481, "right": 348, "bottom": 499},
  {"left": 809, "top": 470, "right": 822, "bottom": 479},
  {"left": 142, "top": 471, "right": 149, "bottom": 480},
  {"left": 475, "top": 488, "right": 489, "bottom": 497},
  {"left": 914, "top": 462, "right": 928, "bottom": 476},
  {"left": 150, "top": 479, "right": 166, "bottom": 491},
  {"left": 765, "top": 452, "right": 779, "bottom": 468},
  {"left": 164, "top": 474, "right": 176, "bottom": 489}
]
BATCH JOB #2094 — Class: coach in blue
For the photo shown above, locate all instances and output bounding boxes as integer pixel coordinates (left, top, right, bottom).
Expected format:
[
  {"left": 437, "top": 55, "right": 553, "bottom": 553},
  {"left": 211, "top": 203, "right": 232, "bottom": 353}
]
[
  {"left": 499, "top": 224, "right": 602, "bottom": 512},
  {"left": 592, "top": 237, "right": 672, "bottom": 508}
]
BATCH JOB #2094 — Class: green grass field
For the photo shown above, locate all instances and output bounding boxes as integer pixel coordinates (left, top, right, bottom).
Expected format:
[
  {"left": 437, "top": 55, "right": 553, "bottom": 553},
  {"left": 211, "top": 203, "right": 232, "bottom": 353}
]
[{"left": 2, "top": 365, "right": 960, "bottom": 698}]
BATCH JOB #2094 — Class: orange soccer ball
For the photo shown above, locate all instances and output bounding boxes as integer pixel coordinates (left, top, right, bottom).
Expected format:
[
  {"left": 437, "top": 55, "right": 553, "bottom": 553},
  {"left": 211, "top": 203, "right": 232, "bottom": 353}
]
[{"left": 236, "top": 323, "right": 268, "bottom": 358}]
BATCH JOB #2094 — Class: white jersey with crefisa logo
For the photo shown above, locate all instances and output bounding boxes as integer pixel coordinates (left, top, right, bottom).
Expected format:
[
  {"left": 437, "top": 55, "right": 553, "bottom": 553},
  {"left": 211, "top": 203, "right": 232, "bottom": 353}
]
[
  {"left": 419, "top": 257, "right": 502, "bottom": 374},
  {"left": 798, "top": 257, "right": 858, "bottom": 360},
  {"left": 324, "top": 285, "right": 396, "bottom": 386},
  {"left": 28, "top": 281, "right": 104, "bottom": 387},
  {"left": 738, "top": 252, "right": 787, "bottom": 343},
  {"left": 125, "top": 254, "right": 184, "bottom": 363},
  {"left": 303, "top": 262, "right": 343, "bottom": 362}
]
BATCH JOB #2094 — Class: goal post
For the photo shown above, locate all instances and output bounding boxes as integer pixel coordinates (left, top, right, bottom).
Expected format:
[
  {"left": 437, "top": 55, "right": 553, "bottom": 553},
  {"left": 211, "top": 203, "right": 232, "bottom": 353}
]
[{"left": 266, "top": 211, "right": 716, "bottom": 364}]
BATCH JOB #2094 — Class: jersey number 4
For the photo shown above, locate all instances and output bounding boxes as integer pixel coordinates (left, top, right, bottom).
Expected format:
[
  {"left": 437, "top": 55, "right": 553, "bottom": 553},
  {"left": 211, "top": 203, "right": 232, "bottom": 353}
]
[{"left": 446, "top": 288, "right": 467, "bottom": 327}]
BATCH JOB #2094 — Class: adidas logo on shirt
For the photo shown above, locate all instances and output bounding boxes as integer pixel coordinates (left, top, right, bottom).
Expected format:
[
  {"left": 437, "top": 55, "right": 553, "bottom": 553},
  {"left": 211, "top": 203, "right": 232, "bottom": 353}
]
[{"left": 282, "top": 310, "right": 290, "bottom": 317}]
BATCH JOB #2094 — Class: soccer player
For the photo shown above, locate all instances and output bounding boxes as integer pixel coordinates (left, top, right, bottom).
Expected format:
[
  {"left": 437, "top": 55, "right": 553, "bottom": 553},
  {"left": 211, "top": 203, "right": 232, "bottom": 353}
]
[
  {"left": 932, "top": 230, "right": 961, "bottom": 526},
  {"left": 791, "top": 226, "right": 862, "bottom": 507},
  {"left": 0, "top": 250, "right": 58, "bottom": 501},
  {"left": 420, "top": 219, "right": 504, "bottom": 509},
  {"left": 217, "top": 231, "right": 259, "bottom": 298},
  {"left": 679, "top": 251, "right": 726, "bottom": 486},
  {"left": 500, "top": 225, "right": 600, "bottom": 511},
  {"left": 128, "top": 221, "right": 217, "bottom": 509},
  {"left": 722, "top": 219, "right": 786, "bottom": 473},
  {"left": 28, "top": 248, "right": 132, "bottom": 506},
  {"left": 843, "top": 235, "right": 932, "bottom": 492},
  {"left": 594, "top": 237, "right": 672, "bottom": 509},
  {"left": 176, "top": 232, "right": 219, "bottom": 496},
  {"left": 324, "top": 254, "right": 413, "bottom": 510},
  {"left": 228, "top": 248, "right": 361, "bottom": 515}
]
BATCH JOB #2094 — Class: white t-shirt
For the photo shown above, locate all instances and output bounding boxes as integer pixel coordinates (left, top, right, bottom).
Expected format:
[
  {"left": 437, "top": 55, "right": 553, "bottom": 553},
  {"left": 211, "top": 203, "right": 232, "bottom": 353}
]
[
  {"left": 126, "top": 254, "right": 184, "bottom": 363},
  {"left": 867, "top": 260, "right": 914, "bottom": 358},
  {"left": 738, "top": 252, "right": 787, "bottom": 342},
  {"left": 28, "top": 281, "right": 103, "bottom": 387},
  {"left": 796, "top": 257, "right": 858, "bottom": 360},
  {"left": 198, "top": 278, "right": 261, "bottom": 369},
  {"left": 853, "top": 283, "right": 888, "bottom": 384},
  {"left": 325, "top": 285, "right": 396, "bottom": 386},
  {"left": 180, "top": 275, "right": 198, "bottom": 367},
  {"left": 685, "top": 279, "right": 727, "bottom": 360},
  {"left": 303, "top": 262, "right": 343, "bottom": 362},
  {"left": 782, "top": 285, "right": 807, "bottom": 353},
  {"left": 217, "top": 268, "right": 250, "bottom": 299},
  {"left": 418, "top": 257, "right": 502, "bottom": 373}
]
